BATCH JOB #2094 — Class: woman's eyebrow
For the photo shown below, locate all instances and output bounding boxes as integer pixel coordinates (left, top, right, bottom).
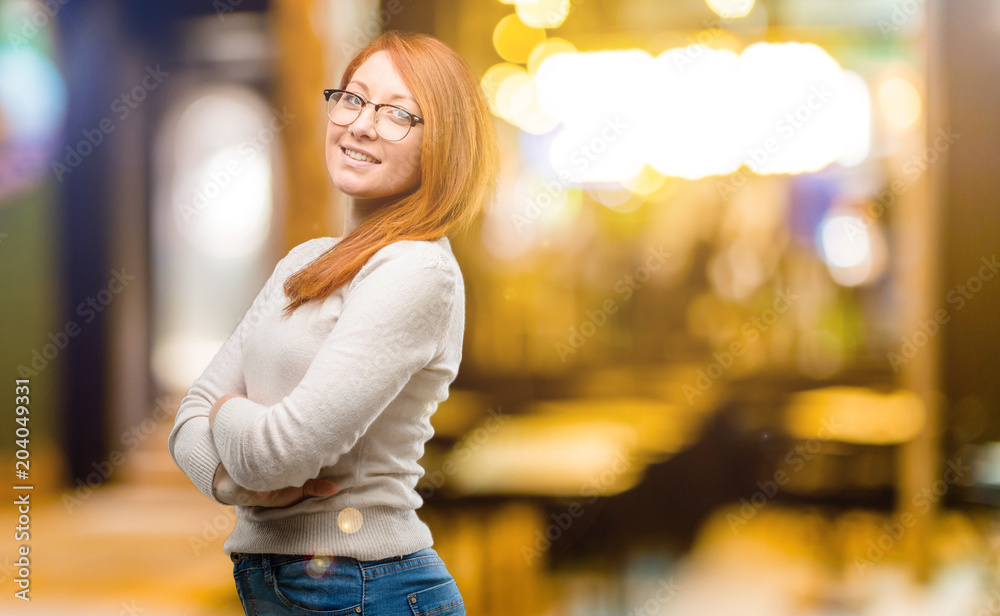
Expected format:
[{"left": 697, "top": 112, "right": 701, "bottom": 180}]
[{"left": 349, "top": 79, "right": 418, "bottom": 106}]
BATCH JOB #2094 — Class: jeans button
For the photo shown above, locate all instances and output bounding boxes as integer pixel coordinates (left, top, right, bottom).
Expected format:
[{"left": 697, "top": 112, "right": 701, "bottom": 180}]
[{"left": 230, "top": 552, "right": 243, "bottom": 565}]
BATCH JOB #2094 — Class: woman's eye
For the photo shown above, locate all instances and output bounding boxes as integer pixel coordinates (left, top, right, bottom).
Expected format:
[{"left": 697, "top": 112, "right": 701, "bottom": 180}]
[
  {"left": 346, "top": 95, "right": 364, "bottom": 106},
  {"left": 387, "top": 109, "right": 411, "bottom": 124}
]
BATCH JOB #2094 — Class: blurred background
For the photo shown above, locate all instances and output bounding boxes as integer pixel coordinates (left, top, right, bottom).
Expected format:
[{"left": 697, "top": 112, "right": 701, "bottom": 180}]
[{"left": 1, "top": 0, "right": 999, "bottom": 614}]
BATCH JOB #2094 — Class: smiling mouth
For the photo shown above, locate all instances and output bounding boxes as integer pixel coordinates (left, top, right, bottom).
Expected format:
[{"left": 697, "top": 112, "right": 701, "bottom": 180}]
[{"left": 342, "top": 147, "right": 381, "bottom": 164}]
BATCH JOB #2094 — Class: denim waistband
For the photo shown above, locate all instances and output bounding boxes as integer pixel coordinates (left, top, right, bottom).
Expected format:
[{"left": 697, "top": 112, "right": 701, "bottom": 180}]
[{"left": 230, "top": 547, "right": 441, "bottom": 576}]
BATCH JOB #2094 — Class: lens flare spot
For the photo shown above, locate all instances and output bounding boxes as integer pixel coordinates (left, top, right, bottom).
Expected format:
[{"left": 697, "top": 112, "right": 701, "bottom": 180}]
[
  {"left": 306, "top": 554, "right": 336, "bottom": 579},
  {"left": 338, "top": 507, "right": 363, "bottom": 534}
]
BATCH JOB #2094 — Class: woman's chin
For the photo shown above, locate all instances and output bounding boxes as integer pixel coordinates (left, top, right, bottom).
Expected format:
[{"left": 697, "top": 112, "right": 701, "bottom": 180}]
[
  {"left": 334, "top": 182, "right": 419, "bottom": 203},
  {"left": 332, "top": 180, "right": 379, "bottom": 199}
]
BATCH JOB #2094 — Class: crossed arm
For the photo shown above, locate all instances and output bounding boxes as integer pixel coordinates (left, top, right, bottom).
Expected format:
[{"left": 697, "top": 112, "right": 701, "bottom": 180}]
[
  {"left": 207, "top": 395, "right": 339, "bottom": 507},
  {"left": 168, "top": 239, "right": 455, "bottom": 508}
]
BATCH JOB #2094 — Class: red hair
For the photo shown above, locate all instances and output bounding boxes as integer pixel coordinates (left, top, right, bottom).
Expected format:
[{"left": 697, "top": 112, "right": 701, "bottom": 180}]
[{"left": 283, "top": 30, "right": 499, "bottom": 315}]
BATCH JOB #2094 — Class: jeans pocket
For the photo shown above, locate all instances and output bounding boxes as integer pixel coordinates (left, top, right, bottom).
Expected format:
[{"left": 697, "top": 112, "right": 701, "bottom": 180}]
[
  {"left": 406, "top": 579, "right": 465, "bottom": 616},
  {"left": 270, "top": 556, "right": 363, "bottom": 615},
  {"left": 233, "top": 571, "right": 258, "bottom": 616}
]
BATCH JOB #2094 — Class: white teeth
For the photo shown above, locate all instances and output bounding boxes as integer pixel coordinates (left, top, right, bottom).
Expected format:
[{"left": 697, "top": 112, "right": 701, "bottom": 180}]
[{"left": 344, "top": 148, "right": 377, "bottom": 163}]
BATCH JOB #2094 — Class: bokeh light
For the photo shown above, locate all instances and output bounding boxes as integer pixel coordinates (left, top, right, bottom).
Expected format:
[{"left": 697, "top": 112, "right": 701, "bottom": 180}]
[
  {"left": 516, "top": 0, "right": 570, "bottom": 29},
  {"left": 170, "top": 92, "right": 274, "bottom": 260},
  {"left": 878, "top": 75, "right": 922, "bottom": 128},
  {"left": 527, "top": 37, "right": 576, "bottom": 74},
  {"left": 705, "top": 0, "right": 756, "bottom": 19},
  {"left": 817, "top": 209, "right": 888, "bottom": 287},
  {"left": 493, "top": 13, "right": 546, "bottom": 64},
  {"left": 530, "top": 42, "right": 872, "bottom": 181},
  {"left": 0, "top": 47, "right": 66, "bottom": 142}
]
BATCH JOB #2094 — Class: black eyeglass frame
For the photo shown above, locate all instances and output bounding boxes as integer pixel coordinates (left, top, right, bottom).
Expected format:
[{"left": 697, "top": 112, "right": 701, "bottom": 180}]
[{"left": 323, "top": 88, "right": 424, "bottom": 141}]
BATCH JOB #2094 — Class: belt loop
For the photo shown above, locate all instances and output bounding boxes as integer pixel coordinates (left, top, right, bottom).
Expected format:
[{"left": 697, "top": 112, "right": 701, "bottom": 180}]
[{"left": 263, "top": 554, "right": 273, "bottom": 587}]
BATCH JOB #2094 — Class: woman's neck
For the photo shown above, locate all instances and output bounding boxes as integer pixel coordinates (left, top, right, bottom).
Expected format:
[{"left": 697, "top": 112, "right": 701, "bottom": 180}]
[
  {"left": 342, "top": 188, "right": 417, "bottom": 236},
  {"left": 343, "top": 195, "right": 392, "bottom": 236}
]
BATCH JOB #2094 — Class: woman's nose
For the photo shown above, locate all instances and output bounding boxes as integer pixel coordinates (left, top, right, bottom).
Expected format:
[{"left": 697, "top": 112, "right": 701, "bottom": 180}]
[{"left": 351, "top": 103, "right": 379, "bottom": 138}]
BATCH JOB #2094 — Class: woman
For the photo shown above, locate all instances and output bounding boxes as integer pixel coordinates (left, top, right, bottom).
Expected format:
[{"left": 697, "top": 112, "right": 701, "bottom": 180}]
[{"left": 168, "top": 30, "right": 498, "bottom": 616}]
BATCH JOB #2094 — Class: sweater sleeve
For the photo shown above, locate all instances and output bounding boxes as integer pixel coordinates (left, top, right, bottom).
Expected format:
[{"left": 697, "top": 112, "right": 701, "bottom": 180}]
[
  {"left": 210, "top": 243, "right": 456, "bottom": 492},
  {"left": 167, "top": 241, "right": 323, "bottom": 503}
]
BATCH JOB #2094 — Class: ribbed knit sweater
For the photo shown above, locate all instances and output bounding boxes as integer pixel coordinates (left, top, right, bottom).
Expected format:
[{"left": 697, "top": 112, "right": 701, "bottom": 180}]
[{"left": 167, "top": 236, "right": 464, "bottom": 560}]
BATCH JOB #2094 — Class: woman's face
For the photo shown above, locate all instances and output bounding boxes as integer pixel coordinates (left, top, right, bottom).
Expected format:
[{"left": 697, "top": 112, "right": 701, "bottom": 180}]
[{"left": 326, "top": 50, "right": 423, "bottom": 202}]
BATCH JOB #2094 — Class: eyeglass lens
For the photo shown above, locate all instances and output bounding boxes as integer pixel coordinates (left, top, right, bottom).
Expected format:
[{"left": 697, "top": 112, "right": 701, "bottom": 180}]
[{"left": 327, "top": 91, "right": 415, "bottom": 141}]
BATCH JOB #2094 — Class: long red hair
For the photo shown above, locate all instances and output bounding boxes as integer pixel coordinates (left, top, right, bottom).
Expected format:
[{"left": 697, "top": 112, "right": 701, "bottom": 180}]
[{"left": 282, "top": 30, "right": 499, "bottom": 315}]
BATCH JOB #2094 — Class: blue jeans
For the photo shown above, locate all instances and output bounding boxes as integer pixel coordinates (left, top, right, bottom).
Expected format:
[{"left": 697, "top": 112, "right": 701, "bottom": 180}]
[{"left": 231, "top": 548, "right": 466, "bottom": 616}]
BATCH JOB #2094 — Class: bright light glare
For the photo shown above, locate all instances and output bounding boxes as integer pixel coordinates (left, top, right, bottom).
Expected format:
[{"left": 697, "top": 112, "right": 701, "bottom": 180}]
[
  {"left": 817, "top": 210, "right": 887, "bottom": 287},
  {"left": 171, "top": 92, "right": 275, "bottom": 260},
  {"left": 878, "top": 76, "right": 921, "bottom": 128},
  {"left": 649, "top": 46, "right": 742, "bottom": 179},
  {"left": 0, "top": 47, "right": 66, "bottom": 142},
  {"left": 706, "top": 0, "right": 755, "bottom": 19},
  {"left": 152, "top": 335, "right": 226, "bottom": 392},
  {"left": 184, "top": 149, "right": 272, "bottom": 260},
  {"left": 820, "top": 215, "right": 870, "bottom": 268},
  {"left": 838, "top": 71, "right": 872, "bottom": 167},
  {"left": 517, "top": 0, "right": 570, "bottom": 28},
  {"left": 481, "top": 62, "right": 526, "bottom": 116},
  {"left": 528, "top": 38, "right": 577, "bottom": 74},
  {"left": 527, "top": 42, "right": 871, "bottom": 181},
  {"left": 495, "top": 70, "right": 535, "bottom": 122},
  {"left": 536, "top": 49, "right": 652, "bottom": 182}
]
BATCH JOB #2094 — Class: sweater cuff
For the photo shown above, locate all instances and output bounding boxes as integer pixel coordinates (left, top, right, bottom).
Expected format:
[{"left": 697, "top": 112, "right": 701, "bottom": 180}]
[
  {"left": 211, "top": 396, "right": 268, "bottom": 486},
  {"left": 178, "top": 419, "right": 228, "bottom": 505}
]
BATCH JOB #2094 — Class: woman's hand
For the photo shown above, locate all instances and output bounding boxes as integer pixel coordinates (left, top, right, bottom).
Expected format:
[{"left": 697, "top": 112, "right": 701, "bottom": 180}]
[{"left": 212, "top": 463, "right": 339, "bottom": 508}]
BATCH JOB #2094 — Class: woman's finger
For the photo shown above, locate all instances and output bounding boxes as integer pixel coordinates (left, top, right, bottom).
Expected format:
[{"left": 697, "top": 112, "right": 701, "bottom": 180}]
[{"left": 303, "top": 479, "right": 339, "bottom": 497}]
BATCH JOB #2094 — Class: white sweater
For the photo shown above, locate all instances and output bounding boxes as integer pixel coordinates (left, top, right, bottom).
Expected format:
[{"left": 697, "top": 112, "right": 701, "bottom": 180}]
[{"left": 167, "top": 236, "right": 464, "bottom": 560}]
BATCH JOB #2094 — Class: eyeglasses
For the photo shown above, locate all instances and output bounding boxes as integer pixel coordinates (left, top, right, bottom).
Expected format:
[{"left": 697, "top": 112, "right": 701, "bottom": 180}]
[{"left": 323, "top": 89, "right": 424, "bottom": 142}]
